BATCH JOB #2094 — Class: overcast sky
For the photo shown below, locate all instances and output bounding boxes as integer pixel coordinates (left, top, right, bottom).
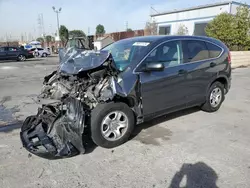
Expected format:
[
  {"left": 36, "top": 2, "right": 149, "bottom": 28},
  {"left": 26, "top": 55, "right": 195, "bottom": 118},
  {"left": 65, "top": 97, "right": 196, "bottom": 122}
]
[{"left": 0, "top": 0, "right": 248, "bottom": 40}]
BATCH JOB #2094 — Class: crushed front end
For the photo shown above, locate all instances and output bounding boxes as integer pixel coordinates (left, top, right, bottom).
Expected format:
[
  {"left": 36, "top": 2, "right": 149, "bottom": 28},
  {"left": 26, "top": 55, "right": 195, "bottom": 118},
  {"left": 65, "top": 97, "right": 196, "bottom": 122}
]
[
  {"left": 20, "top": 48, "right": 119, "bottom": 159},
  {"left": 20, "top": 97, "right": 87, "bottom": 159}
]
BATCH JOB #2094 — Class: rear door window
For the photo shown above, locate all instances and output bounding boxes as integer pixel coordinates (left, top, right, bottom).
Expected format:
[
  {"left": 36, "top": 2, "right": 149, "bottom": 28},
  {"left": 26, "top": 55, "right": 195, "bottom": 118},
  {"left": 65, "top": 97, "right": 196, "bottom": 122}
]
[
  {"left": 183, "top": 40, "right": 209, "bottom": 63},
  {"left": 206, "top": 42, "right": 223, "bottom": 58}
]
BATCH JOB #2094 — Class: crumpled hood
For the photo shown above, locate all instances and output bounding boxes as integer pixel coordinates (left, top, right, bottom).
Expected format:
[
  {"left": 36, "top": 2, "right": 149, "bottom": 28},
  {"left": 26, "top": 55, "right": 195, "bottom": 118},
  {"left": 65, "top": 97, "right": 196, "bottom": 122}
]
[{"left": 58, "top": 47, "right": 116, "bottom": 75}]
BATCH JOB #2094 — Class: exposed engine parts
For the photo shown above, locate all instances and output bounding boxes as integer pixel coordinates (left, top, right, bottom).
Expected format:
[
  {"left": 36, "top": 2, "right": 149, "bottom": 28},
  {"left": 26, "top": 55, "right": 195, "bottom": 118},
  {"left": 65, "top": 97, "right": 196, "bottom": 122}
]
[{"left": 20, "top": 48, "right": 124, "bottom": 159}]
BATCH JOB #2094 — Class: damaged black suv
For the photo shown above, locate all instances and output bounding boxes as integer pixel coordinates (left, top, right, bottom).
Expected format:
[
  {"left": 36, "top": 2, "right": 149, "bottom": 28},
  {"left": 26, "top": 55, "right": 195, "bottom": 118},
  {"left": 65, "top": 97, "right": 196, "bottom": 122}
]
[{"left": 20, "top": 36, "right": 231, "bottom": 159}]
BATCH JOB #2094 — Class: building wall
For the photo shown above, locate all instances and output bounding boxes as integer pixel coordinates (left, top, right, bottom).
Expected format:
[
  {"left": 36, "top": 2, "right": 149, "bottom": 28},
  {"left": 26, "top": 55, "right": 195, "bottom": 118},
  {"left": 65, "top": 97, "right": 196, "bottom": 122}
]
[
  {"left": 231, "top": 51, "right": 250, "bottom": 68},
  {"left": 158, "top": 17, "right": 215, "bottom": 35},
  {"left": 152, "top": 2, "right": 243, "bottom": 36},
  {"left": 95, "top": 30, "right": 144, "bottom": 42},
  {"left": 101, "top": 38, "right": 114, "bottom": 49},
  {"left": 230, "top": 2, "right": 241, "bottom": 14}
]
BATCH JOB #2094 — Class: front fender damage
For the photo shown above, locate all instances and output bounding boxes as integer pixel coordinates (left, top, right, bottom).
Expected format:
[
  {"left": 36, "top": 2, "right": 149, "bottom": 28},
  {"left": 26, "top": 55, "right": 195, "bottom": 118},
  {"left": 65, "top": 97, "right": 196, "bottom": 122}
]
[{"left": 20, "top": 97, "right": 86, "bottom": 159}]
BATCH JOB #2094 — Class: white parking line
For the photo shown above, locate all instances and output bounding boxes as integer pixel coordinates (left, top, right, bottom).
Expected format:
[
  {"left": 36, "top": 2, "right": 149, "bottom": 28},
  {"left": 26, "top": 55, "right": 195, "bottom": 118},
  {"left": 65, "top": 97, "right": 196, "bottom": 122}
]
[{"left": 0, "top": 66, "right": 18, "bottom": 70}]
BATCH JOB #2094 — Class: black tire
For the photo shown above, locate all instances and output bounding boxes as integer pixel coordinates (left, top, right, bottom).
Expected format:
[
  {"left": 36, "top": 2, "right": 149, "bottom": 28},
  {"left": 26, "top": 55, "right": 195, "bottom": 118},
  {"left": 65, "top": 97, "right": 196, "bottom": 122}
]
[
  {"left": 201, "top": 81, "right": 225, "bottom": 112},
  {"left": 42, "top": 53, "right": 48, "bottom": 57},
  {"left": 17, "top": 54, "right": 26, "bottom": 61},
  {"left": 91, "top": 102, "right": 135, "bottom": 148}
]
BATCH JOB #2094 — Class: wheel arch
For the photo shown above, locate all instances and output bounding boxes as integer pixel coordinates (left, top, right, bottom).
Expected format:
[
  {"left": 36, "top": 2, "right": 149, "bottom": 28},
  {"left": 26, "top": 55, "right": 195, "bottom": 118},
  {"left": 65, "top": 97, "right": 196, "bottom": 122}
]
[
  {"left": 209, "top": 75, "right": 229, "bottom": 94},
  {"left": 112, "top": 95, "right": 142, "bottom": 123},
  {"left": 113, "top": 95, "right": 136, "bottom": 108}
]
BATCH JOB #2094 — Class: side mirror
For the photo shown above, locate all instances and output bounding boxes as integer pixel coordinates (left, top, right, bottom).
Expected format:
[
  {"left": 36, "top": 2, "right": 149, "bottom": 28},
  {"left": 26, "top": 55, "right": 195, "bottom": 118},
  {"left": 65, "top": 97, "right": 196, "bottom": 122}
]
[{"left": 143, "top": 62, "right": 164, "bottom": 72}]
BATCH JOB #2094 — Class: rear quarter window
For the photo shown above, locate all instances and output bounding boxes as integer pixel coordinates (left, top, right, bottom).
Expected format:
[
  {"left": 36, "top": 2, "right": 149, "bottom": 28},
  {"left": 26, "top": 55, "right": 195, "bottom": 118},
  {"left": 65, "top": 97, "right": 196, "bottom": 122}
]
[
  {"left": 206, "top": 42, "right": 223, "bottom": 58},
  {"left": 183, "top": 40, "right": 209, "bottom": 62}
]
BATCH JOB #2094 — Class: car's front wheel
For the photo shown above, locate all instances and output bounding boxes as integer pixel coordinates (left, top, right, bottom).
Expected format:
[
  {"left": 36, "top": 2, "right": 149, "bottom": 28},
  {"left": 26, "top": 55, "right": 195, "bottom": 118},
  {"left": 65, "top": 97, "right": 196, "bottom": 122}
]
[
  {"left": 91, "top": 102, "right": 135, "bottom": 148},
  {"left": 201, "top": 81, "right": 225, "bottom": 112}
]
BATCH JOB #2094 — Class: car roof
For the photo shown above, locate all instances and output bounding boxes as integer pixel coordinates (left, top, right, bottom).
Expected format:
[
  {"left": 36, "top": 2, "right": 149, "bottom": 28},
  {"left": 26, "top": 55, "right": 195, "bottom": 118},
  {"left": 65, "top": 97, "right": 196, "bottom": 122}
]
[
  {"left": 0, "top": 46, "right": 18, "bottom": 48},
  {"left": 118, "top": 35, "right": 223, "bottom": 46}
]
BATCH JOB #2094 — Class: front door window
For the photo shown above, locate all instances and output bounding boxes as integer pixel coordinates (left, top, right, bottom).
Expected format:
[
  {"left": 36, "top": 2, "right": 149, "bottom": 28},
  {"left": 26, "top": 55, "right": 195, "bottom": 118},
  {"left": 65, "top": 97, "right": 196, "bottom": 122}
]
[{"left": 146, "top": 40, "right": 183, "bottom": 68}]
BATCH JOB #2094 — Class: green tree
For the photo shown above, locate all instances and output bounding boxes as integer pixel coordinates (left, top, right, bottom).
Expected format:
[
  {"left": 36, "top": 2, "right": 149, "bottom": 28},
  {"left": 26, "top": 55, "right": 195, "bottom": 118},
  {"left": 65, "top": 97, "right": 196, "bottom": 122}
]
[
  {"left": 233, "top": 5, "right": 250, "bottom": 50},
  {"left": 127, "top": 28, "right": 133, "bottom": 32},
  {"left": 59, "top": 25, "right": 69, "bottom": 45},
  {"left": 176, "top": 24, "right": 189, "bottom": 35},
  {"left": 206, "top": 13, "right": 235, "bottom": 48},
  {"left": 206, "top": 5, "right": 250, "bottom": 50},
  {"left": 69, "top": 30, "right": 86, "bottom": 38},
  {"left": 45, "top": 35, "right": 52, "bottom": 46},
  {"left": 96, "top": 24, "right": 105, "bottom": 35},
  {"left": 36, "top": 37, "right": 44, "bottom": 43}
]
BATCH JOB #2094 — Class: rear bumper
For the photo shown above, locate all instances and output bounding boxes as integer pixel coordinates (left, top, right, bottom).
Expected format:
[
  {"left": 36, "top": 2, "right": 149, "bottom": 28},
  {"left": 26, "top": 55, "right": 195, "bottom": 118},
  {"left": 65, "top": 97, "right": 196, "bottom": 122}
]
[{"left": 26, "top": 54, "right": 34, "bottom": 58}]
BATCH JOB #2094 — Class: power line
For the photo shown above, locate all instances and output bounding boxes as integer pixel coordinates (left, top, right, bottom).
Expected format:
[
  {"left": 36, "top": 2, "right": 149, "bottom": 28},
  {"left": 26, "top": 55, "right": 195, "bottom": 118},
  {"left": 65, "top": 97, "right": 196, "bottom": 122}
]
[{"left": 151, "top": 6, "right": 159, "bottom": 14}]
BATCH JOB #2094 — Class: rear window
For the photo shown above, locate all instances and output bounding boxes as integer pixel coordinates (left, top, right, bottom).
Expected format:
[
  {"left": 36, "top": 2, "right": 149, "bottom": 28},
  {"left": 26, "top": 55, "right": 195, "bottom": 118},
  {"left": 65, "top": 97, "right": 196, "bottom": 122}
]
[
  {"left": 0, "top": 47, "right": 5, "bottom": 52},
  {"left": 8, "top": 47, "right": 18, "bottom": 51},
  {"left": 206, "top": 42, "right": 222, "bottom": 58},
  {"left": 183, "top": 40, "right": 209, "bottom": 63}
]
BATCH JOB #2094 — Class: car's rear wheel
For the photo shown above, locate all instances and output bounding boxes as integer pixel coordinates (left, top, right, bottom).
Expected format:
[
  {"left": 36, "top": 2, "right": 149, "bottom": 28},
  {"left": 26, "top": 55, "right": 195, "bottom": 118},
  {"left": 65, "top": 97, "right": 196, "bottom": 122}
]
[
  {"left": 17, "top": 55, "right": 26, "bottom": 61},
  {"left": 91, "top": 102, "right": 135, "bottom": 148},
  {"left": 201, "top": 81, "right": 225, "bottom": 112},
  {"left": 42, "top": 53, "right": 48, "bottom": 57}
]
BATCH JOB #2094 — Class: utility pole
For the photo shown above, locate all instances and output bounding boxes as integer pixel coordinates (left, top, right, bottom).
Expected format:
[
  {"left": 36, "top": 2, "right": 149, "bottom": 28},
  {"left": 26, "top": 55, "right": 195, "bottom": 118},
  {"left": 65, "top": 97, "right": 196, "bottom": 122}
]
[
  {"left": 37, "top": 14, "right": 43, "bottom": 37},
  {"left": 126, "top": 21, "right": 128, "bottom": 31},
  {"left": 52, "top": 6, "right": 62, "bottom": 38},
  {"left": 88, "top": 27, "right": 90, "bottom": 35}
]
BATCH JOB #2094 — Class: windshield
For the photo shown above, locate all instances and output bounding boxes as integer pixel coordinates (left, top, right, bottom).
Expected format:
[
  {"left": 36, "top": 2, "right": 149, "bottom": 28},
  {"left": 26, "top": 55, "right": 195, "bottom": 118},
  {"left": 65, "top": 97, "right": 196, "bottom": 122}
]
[{"left": 102, "top": 39, "right": 151, "bottom": 71}]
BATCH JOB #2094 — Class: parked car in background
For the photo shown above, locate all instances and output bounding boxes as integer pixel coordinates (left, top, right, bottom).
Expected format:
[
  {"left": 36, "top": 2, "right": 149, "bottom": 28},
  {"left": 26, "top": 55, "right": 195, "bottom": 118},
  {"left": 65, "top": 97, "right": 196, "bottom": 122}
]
[
  {"left": 28, "top": 47, "right": 51, "bottom": 57},
  {"left": 0, "top": 46, "right": 31, "bottom": 61}
]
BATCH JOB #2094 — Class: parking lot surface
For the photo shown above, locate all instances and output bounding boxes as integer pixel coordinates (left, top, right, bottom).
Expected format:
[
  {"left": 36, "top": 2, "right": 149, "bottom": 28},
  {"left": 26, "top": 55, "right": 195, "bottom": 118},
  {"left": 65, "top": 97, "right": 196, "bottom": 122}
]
[{"left": 0, "top": 57, "right": 250, "bottom": 188}]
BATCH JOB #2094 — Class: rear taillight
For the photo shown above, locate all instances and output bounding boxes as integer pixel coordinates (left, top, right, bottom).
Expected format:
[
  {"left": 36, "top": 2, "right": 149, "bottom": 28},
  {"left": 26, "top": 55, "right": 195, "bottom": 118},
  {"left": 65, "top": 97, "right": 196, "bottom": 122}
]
[{"left": 228, "top": 51, "right": 231, "bottom": 64}]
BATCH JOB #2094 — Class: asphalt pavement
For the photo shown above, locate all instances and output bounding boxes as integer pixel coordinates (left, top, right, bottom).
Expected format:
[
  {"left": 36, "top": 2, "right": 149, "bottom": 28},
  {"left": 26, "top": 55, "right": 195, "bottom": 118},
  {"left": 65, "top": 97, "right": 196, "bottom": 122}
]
[{"left": 0, "top": 57, "right": 250, "bottom": 188}]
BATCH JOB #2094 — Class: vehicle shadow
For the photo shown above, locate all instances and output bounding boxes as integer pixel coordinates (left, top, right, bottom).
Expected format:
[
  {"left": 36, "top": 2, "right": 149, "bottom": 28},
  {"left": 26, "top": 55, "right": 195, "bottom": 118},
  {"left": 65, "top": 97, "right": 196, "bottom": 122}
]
[
  {"left": 25, "top": 58, "right": 44, "bottom": 62},
  {"left": 169, "top": 162, "right": 219, "bottom": 188},
  {"left": 82, "top": 133, "right": 98, "bottom": 154},
  {"left": 130, "top": 107, "right": 200, "bottom": 141},
  {"left": 0, "top": 121, "right": 23, "bottom": 133}
]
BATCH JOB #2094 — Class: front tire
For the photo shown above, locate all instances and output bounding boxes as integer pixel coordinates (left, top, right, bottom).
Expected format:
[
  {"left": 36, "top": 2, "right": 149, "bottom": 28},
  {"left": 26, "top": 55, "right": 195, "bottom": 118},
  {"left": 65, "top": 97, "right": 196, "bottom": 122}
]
[
  {"left": 201, "top": 81, "right": 225, "bottom": 112},
  {"left": 91, "top": 102, "right": 135, "bottom": 148}
]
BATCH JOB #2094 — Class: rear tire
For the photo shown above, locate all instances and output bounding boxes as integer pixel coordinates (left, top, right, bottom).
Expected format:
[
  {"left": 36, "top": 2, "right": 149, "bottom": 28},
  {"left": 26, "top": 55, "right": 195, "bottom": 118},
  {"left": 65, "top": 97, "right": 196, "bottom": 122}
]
[
  {"left": 17, "top": 55, "right": 26, "bottom": 61},
  {"left": 201, "top": 82, "right": 225, "bottom": 112},
  {"left": 42, "top": 53, "right": 48, "bottom": 57},
  {"left": 91, "top": 102, "right": 135, "bottom": 148}
]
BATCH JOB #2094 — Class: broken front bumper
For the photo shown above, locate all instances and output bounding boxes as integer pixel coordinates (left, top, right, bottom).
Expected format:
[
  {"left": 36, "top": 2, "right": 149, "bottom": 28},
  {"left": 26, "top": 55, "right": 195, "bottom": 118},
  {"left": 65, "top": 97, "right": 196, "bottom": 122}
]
[{"left": 20, "top": 98, "right": 86, "bottom": 159}]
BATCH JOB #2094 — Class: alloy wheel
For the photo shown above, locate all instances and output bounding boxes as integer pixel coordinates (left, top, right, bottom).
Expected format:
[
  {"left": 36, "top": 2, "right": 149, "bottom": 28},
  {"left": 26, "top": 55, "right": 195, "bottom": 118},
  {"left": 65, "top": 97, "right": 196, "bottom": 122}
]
[
  {"left": 210, "top": 87, "right": 222, "bottom": 108},
  {"left": 101, "top": 111, "right": 129, "bottom": 141}
]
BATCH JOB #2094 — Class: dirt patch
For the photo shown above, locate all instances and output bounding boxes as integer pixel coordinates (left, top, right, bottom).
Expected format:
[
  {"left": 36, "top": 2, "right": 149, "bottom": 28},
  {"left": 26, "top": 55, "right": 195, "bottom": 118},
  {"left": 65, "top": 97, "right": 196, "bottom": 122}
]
[
  {"left": 0, "top": 96, "right": 12, "bottom": 104},
  {"left": 0, "top": 105, "right": 20, "bottom": 126},
  {"left": 133, "top": 126, "right": 172, "bottom": 146}
]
